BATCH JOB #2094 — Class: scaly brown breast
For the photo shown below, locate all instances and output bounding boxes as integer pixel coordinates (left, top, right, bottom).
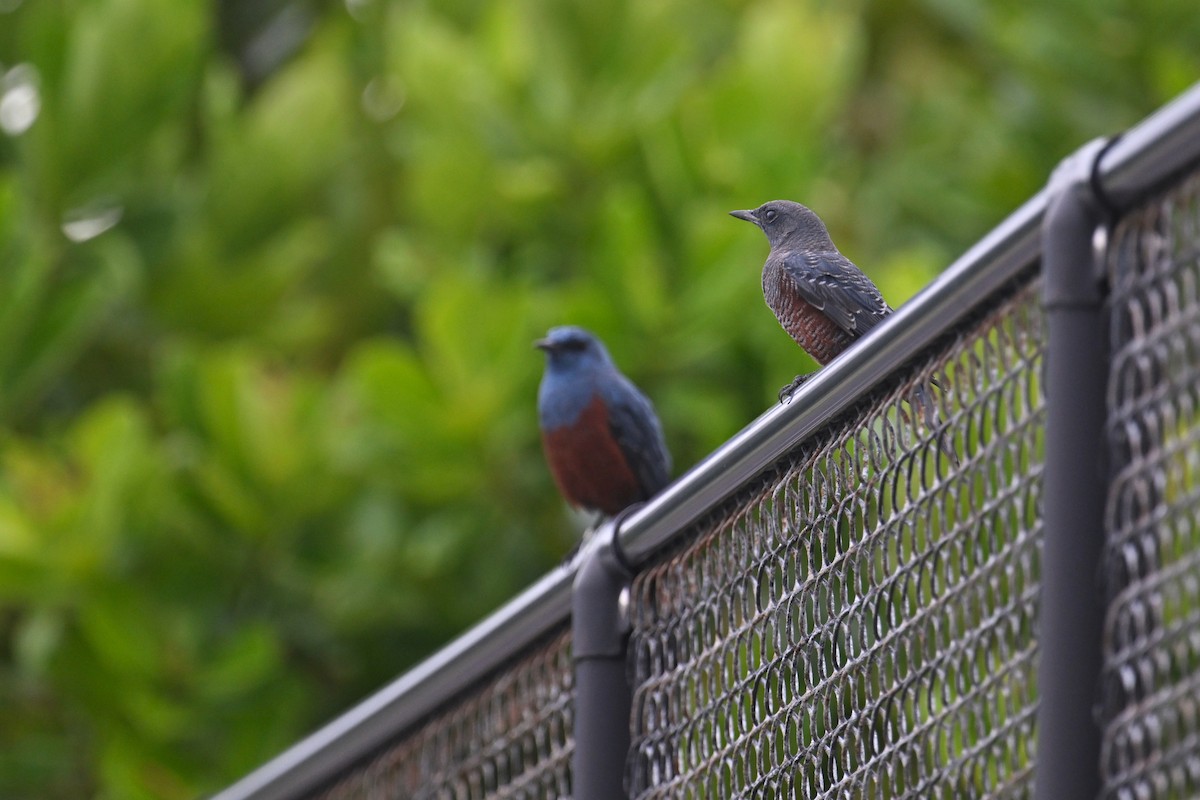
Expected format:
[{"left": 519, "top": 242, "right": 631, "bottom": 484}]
[{"left": 764, "top": 268, "right": 855, "bottom": 364}]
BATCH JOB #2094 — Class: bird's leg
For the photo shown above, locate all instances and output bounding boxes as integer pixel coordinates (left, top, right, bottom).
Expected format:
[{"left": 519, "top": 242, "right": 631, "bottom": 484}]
[
  {"left": 561, "top": 503, "right": 646, "bottom": 567},
  {"left": 560, "top": 512, "right": 601, "bottom": 566},
  {"left": 906, "top": 381, "right": 960, "bottom": 467},
  {"left": 560, "top": 538, "right": 583, "bottom": 567},
  {"left": 778, "top": 372, "right": 815, "bottom": 404}
]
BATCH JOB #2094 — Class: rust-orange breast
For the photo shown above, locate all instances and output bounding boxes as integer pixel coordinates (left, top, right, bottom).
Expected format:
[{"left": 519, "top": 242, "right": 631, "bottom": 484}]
[{"left": 540, "top": 394, "right": 644, "bottom": 516}]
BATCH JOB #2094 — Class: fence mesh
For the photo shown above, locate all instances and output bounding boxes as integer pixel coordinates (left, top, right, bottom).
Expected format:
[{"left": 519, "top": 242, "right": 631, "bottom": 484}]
[
  {"left": 314, "top": 628, "right": 573, "bottom": 800},
  {"left": 1101, "top": 171, "right": 1200, "bottom": 800},
  {"left": 627, "top": 275, "right": 1046, "bottom": 799}
]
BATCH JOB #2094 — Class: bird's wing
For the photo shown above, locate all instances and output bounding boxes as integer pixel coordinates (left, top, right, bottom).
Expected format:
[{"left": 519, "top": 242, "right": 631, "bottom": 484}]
[
  {"left": 778, "top": 250, "right": 892, "bottom": 337},
  {"left": 602, "top": 377, "right": 672, "bottom": 499}
]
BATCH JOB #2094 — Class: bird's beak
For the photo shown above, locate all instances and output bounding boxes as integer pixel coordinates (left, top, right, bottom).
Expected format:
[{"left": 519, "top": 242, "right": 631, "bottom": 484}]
[
  {"left": 729, "top": 209, "right": 759, "bottom": 226},
  {"left": 534, "top": 338, "right": 553, "bottom": 352}
]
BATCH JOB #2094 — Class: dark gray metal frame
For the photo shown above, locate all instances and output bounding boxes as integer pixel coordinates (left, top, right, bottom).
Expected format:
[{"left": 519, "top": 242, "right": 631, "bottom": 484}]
[
  {"left": 571, "top": 525, "right": 633, "bottom": 800},
  {"left": 214, "top": 82, "right": 1200, "bottom": 800},
  {"left": 1035, "top": 137, "right": 1113, "bottom": 800}
]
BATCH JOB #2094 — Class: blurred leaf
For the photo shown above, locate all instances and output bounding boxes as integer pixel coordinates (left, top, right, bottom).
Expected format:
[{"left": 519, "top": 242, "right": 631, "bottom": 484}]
[
  {"left": 14, "top": 607, "right": 65, "bottom": 676},
  {"left": 199, "top": 625, "right": 281, "bottom": 701},
  {"left": 55, "top": 0, "right": 206, "bottom": 192}
]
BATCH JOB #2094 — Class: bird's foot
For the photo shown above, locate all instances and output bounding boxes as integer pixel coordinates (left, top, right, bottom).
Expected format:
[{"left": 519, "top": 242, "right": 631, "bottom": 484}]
[
  {"left": 561, "top": 503, "right": 647, "bottom": 567},
  {"left": 560, "top": 519, "right": 599, "bottom": 567},
  {"left": 778, "top": 373, "right": 814, "bottom": 404},
  {"left": 560, "top": 539, "right": 583, "bottom": 567},
  {"left": 935, "top": 427, "right": 960, "bottom": 467}
]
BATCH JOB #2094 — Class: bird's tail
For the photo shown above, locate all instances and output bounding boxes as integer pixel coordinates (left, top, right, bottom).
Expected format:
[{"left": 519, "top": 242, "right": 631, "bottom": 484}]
[{"left": 909, "top": 382, "right": 958, "bottom": 465}]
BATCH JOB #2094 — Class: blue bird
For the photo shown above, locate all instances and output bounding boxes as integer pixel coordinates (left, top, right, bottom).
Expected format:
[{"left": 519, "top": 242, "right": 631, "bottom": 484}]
[{"left": 536, "top": 326, "right": 671, "bottom": 518}]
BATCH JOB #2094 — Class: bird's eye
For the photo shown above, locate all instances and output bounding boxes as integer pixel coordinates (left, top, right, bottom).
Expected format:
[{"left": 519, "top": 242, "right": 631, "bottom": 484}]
[
  {"left": 764, "top": 209, "right": 777, "bottom": 223},
  {"left": 562, "top": 339, "right": 587, "bottom": 352}
]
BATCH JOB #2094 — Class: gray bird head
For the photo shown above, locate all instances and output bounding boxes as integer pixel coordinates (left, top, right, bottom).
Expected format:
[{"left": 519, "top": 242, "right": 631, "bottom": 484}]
[
  {"left": 729, "top": 200, "right": 836, "bottom": 251},
  {"left": 534, "top": 326, "right": 614, "bottom": 373}
]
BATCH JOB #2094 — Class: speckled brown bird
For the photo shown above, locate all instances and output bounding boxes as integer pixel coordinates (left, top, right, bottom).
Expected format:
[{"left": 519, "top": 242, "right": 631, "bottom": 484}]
[
  {"left": 731, "top": 199, "right": 891, "bottom": 399},
  {"left": 731, "top": 199, "right": 956, "bottom": 460}
]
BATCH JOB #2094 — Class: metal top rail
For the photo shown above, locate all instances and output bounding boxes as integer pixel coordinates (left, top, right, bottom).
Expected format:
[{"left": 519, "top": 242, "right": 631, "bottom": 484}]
[
  {"left": 212, "top": 569, "right": 574, "bottom": 800},
  {"left": 214, "top": 80, "right": 1200, "bottom": 800}
]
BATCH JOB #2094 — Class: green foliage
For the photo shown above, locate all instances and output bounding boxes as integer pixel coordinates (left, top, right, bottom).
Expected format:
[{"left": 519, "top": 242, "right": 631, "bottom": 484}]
[{"left": 0, "top": 0, "right": 1196, "bottom": 795}]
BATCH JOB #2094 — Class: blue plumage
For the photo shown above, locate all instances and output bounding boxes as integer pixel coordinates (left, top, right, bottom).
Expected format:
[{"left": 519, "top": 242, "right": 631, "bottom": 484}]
[{"left": 536, "top": 326, "right": 671, "bottom": 517}]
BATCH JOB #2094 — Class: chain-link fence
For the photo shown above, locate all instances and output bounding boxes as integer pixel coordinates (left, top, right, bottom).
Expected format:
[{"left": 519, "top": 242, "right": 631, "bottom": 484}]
[
  {"left": 1100, "top": 174, "right": 1200, "bottom": 800},
  {"left": 316, "top": 628, "right": 573, "bottom": 800},
  {"left": 215, "top": 85, "right": 1200, "bottom": 800},
  {"left": 628, "top": 276, "right": 1044, "bottom": 799}
]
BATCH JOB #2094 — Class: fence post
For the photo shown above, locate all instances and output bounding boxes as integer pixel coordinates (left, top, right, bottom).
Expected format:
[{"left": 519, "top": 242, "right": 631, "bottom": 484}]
[
  {"left": 1034, "top": 137, "right": 1114, "bottom": 800},
  {"left": 572, "top": 522, "right": 633, "bottom": 800}
]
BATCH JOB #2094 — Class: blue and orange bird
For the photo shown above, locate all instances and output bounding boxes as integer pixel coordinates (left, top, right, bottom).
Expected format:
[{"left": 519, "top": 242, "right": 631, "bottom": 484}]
[{"left": 536, "top": 326, "right": 671, "bottom": 518}]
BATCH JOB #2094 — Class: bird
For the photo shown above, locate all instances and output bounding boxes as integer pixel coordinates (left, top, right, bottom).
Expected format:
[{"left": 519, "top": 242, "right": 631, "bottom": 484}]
[
  {"left": 731, "top": 199, "right": 954, "bottom": 457},
  {"left": 536, "top": 326, "right": 671, "bottom": 519},
  {"left": 730, "top": 200, "right": 893, "bottom": 398}
]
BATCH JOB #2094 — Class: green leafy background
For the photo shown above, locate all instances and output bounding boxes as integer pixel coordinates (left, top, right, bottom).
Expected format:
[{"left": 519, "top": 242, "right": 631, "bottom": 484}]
[{"left": 0, "top": 0, "right": 1195, "bottom": 796}]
